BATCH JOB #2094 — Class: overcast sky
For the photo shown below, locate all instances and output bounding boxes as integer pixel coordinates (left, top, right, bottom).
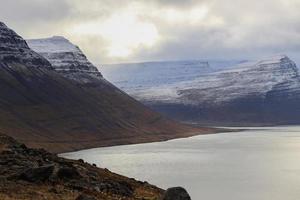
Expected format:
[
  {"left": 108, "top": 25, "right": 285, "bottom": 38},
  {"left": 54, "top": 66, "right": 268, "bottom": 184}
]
[{"left": 1, "top": 0, "right": 300, "bottom": 64}]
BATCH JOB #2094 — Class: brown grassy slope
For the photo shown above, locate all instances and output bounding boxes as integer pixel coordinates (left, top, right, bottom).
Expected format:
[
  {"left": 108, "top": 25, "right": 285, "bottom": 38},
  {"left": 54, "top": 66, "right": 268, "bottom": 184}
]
[{"left": 0, "top": 61, "right": 214, "bottom": 153}]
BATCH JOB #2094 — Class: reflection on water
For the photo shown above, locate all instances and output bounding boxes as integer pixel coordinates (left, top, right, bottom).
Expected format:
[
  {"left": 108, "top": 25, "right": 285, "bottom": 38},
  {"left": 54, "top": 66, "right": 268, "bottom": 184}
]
[{"left": 61, "top": 126, "right": 300, "bottom": 200}]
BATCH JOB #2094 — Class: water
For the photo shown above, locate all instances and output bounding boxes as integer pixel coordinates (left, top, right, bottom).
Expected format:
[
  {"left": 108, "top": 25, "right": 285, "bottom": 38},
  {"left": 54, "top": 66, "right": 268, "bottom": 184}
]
[{"left": 61, "top": 126, "right": 300, "bottom": 200}]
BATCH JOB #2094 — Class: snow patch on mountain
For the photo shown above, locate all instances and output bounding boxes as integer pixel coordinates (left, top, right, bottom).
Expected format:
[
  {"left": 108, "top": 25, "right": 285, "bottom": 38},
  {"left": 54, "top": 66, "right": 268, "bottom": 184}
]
[
  {"left": 27, "top": 36, "right": 102, "bottom": 82},
  {"left": 110, "top": 55, "right": 300, "bottom": 106},
  {"left": 101, "top": 60, "right": 241, "bottom": 94},
  {"left": 28, "top": 36, "right": 79, "bottom": 53},
  {"left": 0, "top": 22, "right": 52, "bottom": 68}
]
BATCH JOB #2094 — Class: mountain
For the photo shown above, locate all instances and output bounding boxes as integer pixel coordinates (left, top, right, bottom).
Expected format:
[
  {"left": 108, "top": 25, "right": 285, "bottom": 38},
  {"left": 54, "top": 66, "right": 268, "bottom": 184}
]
[
  {"left": 0, "top": 22, "right": 52, "bottom": 69},
  {"left": 101, "top": 60, "right": 241, "bottom": 93},
  {"left": 27, "top": 36, "right": 102, "bottom": 82},
  {"left": 0, "top": 22, "right": 212, "bottom": 153},
  {"left": 101, "top": 55, "right": 300, "bottom": 125}
]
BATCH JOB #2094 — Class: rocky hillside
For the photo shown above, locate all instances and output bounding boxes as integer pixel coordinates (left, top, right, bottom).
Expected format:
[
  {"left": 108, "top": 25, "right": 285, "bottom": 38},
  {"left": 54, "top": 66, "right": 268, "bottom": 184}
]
[
  {"left": 0, "top": 132, "right": 178, "bottom": 200},
  {"left": 0, "top": 22, "right": 212, "bottom": 153},
  {"left": 103, "top": 55, "right": 300, "bottom": 125}
]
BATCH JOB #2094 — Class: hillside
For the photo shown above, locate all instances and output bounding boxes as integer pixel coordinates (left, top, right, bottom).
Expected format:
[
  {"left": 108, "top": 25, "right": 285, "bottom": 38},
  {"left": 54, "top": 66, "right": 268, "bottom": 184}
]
[{"left": 0, "top": 22, "right": 213, "bottom": 153}]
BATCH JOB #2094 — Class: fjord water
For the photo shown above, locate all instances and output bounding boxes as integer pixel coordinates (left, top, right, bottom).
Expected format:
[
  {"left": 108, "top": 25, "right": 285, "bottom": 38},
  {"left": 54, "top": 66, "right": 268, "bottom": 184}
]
[{"left": 61, "top": 127, "right": 300, "bottom": 200}]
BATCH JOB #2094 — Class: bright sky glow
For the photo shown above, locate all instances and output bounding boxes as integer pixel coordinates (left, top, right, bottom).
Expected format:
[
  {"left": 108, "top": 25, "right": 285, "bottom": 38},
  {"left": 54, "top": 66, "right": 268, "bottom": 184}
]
[{"left": 72, "top": 11, "right": 159, "bottom": 58}]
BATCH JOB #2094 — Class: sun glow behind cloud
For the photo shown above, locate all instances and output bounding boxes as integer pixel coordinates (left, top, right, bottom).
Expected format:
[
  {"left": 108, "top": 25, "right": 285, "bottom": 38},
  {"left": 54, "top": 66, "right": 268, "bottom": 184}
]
[
  {"left": 69, "top": 2, "right": 217, "bottom": 60},
  {"left": 71, "top": 11, "right": 159, "bottom": 58}
]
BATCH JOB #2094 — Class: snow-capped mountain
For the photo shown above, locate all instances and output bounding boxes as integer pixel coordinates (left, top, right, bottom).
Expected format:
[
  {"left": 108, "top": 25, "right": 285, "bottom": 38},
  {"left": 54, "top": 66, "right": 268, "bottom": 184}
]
[
  {"left": 102, "top": 55, "right": 300, "bottom": 125},
  {"left": 101, "top": 60, "right": 241, "bottom": 91},
  {"left": 133, "top": 55, "right": 299, "bottom": 105},
  {"left": 0, "top": 22, "right": 51, "bottom": 69},
  {"left": 0, "top": 22, "right": 200, "bottom": 152},
  {"left": 27, "top": 36, "right": 102, "bottom": 83}
]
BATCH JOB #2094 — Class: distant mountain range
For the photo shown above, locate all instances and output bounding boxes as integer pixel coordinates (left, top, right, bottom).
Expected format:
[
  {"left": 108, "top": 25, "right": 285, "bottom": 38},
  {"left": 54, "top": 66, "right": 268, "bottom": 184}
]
[
  {"left": 0, "top": 22, "right": 213, "bottom": 153},
  {"left": 101, "top": 56, "right": 300, "bottom": 125},
  {"left": 101, "top": 60, "right": 242, "bottom": 90}
]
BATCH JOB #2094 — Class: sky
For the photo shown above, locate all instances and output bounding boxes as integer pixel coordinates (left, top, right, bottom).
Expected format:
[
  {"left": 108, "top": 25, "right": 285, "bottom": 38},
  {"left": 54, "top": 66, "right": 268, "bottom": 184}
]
[{"left": 1, "top": 0, "right": 300, "bottom": 64}]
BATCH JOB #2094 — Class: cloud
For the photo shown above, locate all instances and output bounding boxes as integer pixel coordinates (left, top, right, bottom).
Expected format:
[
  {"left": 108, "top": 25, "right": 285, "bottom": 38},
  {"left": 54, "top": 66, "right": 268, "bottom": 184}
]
[
  {"left": 0, "top": 0, "right": 71, "bottom": 33},
  {"left": 1, "top": 0, "right": 300, "bottom": 64}
]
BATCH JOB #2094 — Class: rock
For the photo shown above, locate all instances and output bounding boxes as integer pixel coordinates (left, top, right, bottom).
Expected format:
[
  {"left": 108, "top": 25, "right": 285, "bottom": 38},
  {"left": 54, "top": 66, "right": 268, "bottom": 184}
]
[
  {"left": 95, "top": 180, "right": 133, "bottom": 197},
  {"left": 48, "top": 187, "right": 58, "bottom": 194},
  {"left": 75, "top": 194, "right": 96, "bottom": 200},
  {"left": 162, "top": 187, "right": 191, "bottom": 200},
  {"left": 56, "top": 166, "right": 81, "bottom": 180},
  {"left": 18, "top": 165, "right": 54, "bottom": 182}
]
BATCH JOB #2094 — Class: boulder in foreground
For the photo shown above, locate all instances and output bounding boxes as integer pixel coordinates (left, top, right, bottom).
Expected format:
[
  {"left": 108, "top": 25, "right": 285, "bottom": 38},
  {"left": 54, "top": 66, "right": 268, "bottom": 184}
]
[{"left": 162, "top": 187, "right": 191, "bottom": 200}]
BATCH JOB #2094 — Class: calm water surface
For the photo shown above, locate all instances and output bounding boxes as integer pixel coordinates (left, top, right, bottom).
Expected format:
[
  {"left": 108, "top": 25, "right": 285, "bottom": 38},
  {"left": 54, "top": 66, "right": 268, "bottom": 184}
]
[{"left": 61, "top": 126, "right": 300, "bottom": 200}]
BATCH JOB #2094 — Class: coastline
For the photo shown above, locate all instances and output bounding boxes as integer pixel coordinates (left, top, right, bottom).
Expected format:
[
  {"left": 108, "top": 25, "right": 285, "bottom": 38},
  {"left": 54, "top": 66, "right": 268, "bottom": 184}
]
[{"left": 57, "top": 127, "right": 240, "bottom": 155}]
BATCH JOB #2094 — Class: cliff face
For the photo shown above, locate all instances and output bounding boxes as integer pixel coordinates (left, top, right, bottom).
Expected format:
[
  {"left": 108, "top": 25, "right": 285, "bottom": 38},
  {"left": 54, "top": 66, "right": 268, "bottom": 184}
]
[
  {"left": 0, "top": 22, "right": 206, "bottom": 153},
  {"left": 102, "top": 55, "right": 300, "bottom": 125}
]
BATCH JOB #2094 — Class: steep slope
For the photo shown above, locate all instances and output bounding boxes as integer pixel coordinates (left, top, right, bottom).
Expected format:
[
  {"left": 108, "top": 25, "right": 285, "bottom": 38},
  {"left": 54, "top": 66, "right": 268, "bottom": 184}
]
[
  {"left": 0, "top": 22, "right": 211, "bottom": 153},
  {"left": 102, "top": 55, "right": 300, "bottom": 125}
]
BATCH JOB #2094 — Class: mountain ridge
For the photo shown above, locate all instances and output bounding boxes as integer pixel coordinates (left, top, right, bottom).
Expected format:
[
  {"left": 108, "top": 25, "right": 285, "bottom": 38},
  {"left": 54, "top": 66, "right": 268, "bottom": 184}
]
[
  {"left": 0, "top": 22, "right": 214, "bottom": 153},
  {"left": 100, "top": 55, "right": 300, "bottom": 125}
]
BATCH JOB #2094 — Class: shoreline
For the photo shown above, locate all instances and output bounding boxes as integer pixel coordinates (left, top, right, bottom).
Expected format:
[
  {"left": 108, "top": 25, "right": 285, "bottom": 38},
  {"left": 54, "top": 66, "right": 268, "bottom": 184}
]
[
  {"left": 61, "top": 125, "right": 300, "bottom": 155},
  {"left": 57, "top": 127, "right": 241, "bottom": 154},
  {"left": 59, "top": 125, "right": 296, "bottom": 155}
]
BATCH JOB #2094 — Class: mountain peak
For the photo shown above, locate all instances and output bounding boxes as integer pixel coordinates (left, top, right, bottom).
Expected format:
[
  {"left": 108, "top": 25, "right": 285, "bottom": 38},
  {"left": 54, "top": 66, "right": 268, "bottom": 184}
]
[
  {"left": 50, "top": 35, "right": 68, "bottom": 40},
  {"left": 0, "top": 21, "right": 29, "bottom": 49},
  {"left": 28, "top": 36, "right": 79, "bottom": 53},
  {"left": 0, "top": 21, "right": 8, "bottom": 28},
  {"left": 257, "top": 54, "right": 291, "bottom": 65},
  {"left": 27, "top": 36, "right": 102, "bottom": 81},
  {"left": 0, "top": 21, "right": 52, "bottom": 68}
]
